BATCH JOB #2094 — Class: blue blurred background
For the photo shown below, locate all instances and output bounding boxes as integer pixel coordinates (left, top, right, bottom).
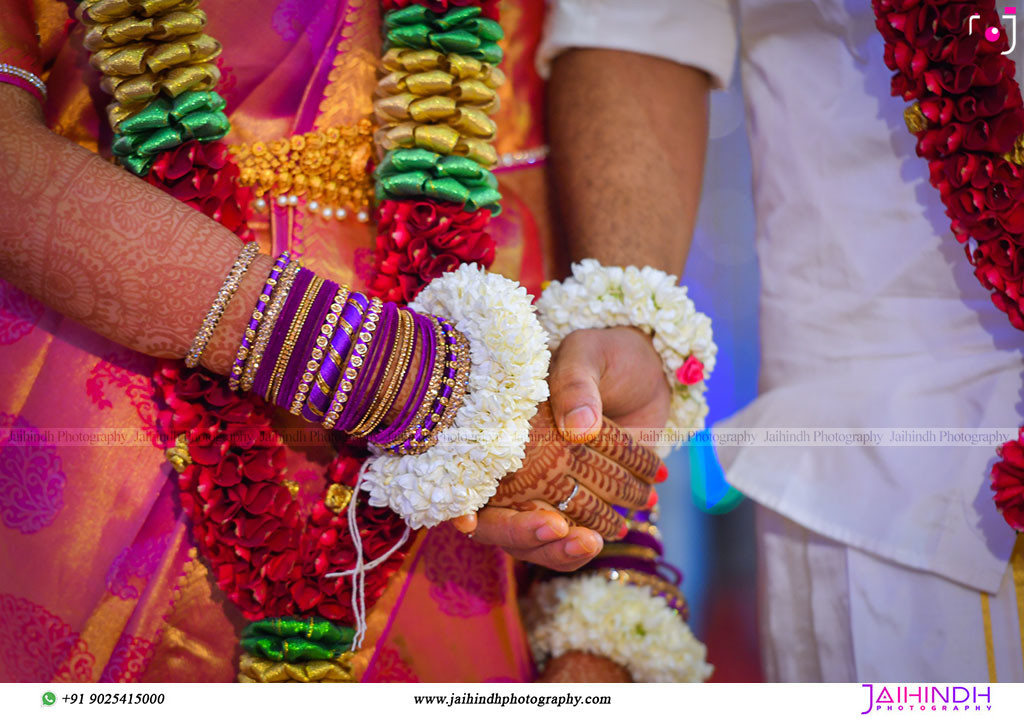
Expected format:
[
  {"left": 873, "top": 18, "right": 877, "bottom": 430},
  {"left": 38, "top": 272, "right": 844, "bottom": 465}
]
[{"left": 657, "top": 79, "right": 762, "bottom": 680}]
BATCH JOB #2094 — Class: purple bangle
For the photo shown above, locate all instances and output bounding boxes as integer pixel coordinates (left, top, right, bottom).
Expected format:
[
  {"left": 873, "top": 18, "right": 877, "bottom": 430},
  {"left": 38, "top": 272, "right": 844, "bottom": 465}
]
[
  {"left": 0, "top": 74, "right": 45, "bottom": 105},
  {"left": 229, "top": 252, "right": 290, "bottom": 391},
  {"left": 619, "top": 530, "right": 664, "bottom": 555},
  {"left": 294, "top": 284, "right": 351, "bottom": 417},
  {"left": 383, "top": 314, "right": 445, "bottom": 453},
  {"left": 304, "top": 292, "right": 367, "bottom": 421},
  {"left": 322, "top": 296, "right": 382, "bottom": 430},
  {"left": 278, "top": 278, "right": 336, "bottom": 411},
  {"left": 394, "top": 316, "right": 457, "bottom": 453},
  {"left": 253, "top": 268, "right": 314, "bottom": 400},
  {"left": 337, "top": 301, "right": 397, "bottom": 434},
  {"left": 370, "top": 310, "right": 433, "bottom": 445},
  {"left": 413, "top": 318, "right": 460, "bottom": 442}
]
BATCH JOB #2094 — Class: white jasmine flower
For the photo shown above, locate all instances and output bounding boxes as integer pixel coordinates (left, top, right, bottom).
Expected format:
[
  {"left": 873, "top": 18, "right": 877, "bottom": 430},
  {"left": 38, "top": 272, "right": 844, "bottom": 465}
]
[
  {"left": 536, "top": 261, "right": 717, "bottom": 457},
  {"left": 523, "top": 574, "right": 712, "bottom": 683},
  {"left": 362, "top": 264, "right": 550, "bottom": 527}
]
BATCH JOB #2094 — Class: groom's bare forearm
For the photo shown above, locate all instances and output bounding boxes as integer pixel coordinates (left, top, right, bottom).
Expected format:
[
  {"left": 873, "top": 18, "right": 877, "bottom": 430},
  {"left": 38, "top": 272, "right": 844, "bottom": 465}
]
[{"left": 547, "top": 49, "right": 711, "bottom": 275}]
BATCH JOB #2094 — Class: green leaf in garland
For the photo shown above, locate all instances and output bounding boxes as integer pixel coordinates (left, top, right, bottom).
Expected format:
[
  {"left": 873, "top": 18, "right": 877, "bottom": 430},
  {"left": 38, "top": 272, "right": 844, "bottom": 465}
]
[
  {"left": 383, "top": 6, "right": 503, "bottom": 64},
  {"left": 240, "top": 617, "right": 355, "bottom": 663},
  {"left": 423, "top": 176, "right": 471, "bottom": 204},
  {"left": 240, "top": 636, "right": 341, "bottom": 663},
  {"left": 436, "top": 6, "right": 481, "bottom": 30},
  {"left": 384, "top": 4, "right": 431, "bottom": 28},
  {"left": 112, "top": 90, "right": 230, "bottom": 175},
  {"left": 243, "top": 616, "right": 355, "bottom": 646},
  {"left": 374, "top": 148, "right": 501, "bottom": 215},
  {"left": 430, "top": 29, "right": 481, "bottom": 55}
]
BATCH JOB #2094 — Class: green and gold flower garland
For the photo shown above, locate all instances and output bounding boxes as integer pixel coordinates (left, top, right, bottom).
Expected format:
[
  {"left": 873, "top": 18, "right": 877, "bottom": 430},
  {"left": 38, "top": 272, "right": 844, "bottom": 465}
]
[{"left": 74, "top": 0, "right": 506, "bottom": 682}]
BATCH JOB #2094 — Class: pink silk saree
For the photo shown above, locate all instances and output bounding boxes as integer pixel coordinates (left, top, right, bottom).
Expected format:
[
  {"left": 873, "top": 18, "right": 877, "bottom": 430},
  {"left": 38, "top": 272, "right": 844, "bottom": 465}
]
[{"left": 0, "top": 0, "right": 554, "bottom": 682}]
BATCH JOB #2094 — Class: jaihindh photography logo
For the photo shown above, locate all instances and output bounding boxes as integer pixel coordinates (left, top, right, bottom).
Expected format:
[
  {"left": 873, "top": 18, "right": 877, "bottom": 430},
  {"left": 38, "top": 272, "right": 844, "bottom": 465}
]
[{"left": 860, "top": 684, "right": 992, "bottom": 713}]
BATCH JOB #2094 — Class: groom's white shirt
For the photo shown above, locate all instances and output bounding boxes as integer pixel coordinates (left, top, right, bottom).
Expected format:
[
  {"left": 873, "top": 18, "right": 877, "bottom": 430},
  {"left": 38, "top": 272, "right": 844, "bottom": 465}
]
[{"left": 540, "top": 0, "right": 1020, "bottom": 593}]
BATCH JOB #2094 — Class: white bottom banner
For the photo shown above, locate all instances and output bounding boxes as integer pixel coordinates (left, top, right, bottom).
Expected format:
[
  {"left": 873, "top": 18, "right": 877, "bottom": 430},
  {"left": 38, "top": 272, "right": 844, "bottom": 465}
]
[{"left": 0, "top": 683, "right": 1016, "bottom": 717}]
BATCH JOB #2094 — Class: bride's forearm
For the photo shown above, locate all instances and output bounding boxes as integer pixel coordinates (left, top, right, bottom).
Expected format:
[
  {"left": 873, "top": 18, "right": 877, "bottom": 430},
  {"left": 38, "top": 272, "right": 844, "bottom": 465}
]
[
  {"left": 0, "top": 84, "right": 267, "bottom": 373},
  {"left": 0, "top": 85, "right": 421, "bottom": 426}
]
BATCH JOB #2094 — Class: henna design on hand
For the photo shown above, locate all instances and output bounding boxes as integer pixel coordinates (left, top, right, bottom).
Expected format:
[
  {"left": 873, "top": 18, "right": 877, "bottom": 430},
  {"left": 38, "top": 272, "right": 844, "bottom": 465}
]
[
  {"left": 586, "top": 417, "right": 662, "bottom": 482},
  {"left": 489, "top": 402, "right": 654, "bottom": 539},
  {"left": 568, "top": 443, "right": 651, "bottom": 509},
  {"left": 0, "top": 85, "right": 262, "bottom": 373}
]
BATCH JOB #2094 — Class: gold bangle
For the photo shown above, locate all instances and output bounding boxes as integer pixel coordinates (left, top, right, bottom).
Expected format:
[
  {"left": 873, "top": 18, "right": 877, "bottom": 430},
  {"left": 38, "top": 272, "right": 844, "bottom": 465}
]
[
  {"left": 347, "top": 308, "right": 401, "bottom": 436},
  {"left": 289, "top": 285, "right": 350, "bottom": 415},
  {"left": 400, "top": 322, "right": 470, "bottom": 455},
  {"left": 241, "top": 260, "right": 301, "bottom": 391},
  {"left": 624, "top": 519, "right": 662, "bottom": 540},
  {"left": 267, "top": 275, "right": 324, "bottom": 404},
  {"left": 378, "top": 314, "right": 446, "bottom": 450},
  {"left": 592, "top": 567, "right": 688, "bottom": 617},
  {"left": 372, "top": 308, "right": 417, "bottom": 433},
  {"left": 417, "top": 325, "right": 470, "bottom": 451},
  {"left": 185, "top": 241, "right": 260, "bottom": 368},
  {"left": 595, "top": 544, "right": 661, "bottom": 562},
  {"left": 351, "top": 308, "right": 414, "bottom": 437}
]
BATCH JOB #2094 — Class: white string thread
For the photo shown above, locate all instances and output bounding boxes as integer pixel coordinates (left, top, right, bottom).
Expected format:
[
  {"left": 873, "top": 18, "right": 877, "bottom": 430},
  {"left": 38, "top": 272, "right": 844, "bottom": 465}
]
[{"left": 324, "top": 463, "right": 411, "bottom": 649}]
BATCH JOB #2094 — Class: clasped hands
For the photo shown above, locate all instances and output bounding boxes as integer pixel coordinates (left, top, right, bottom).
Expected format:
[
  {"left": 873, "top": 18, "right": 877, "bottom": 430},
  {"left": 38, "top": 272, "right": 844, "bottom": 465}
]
[{"left": 451, "top": 325, "right": 671, "bottom": 571}]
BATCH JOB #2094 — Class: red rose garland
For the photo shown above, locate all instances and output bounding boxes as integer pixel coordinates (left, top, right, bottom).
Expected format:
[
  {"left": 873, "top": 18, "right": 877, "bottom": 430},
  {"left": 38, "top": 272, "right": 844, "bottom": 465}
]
[
  {"left": 873, "top": 0, "right": 1024, "bottom": 530},
  {"left": 369, "top": 200, "right": 496, "bottom": 302},
  {"left": 146, "top": 141, "right": 254, "bottom": 242},
  {"left": 154, "top": 364, "right": 409, "bottom": 621},
  {"left": 137, "top": 0, "right": 504, "bottom": 631}
]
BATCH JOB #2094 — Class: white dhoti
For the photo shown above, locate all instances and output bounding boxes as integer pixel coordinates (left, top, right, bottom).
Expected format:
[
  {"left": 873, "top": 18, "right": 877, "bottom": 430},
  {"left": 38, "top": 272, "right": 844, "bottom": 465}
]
[
  {"left": 540, "top": 0, "right": 1024, "bottom": 682},
  {"left": 758, "top": 506, "right": 1024, "bottom": 683}
]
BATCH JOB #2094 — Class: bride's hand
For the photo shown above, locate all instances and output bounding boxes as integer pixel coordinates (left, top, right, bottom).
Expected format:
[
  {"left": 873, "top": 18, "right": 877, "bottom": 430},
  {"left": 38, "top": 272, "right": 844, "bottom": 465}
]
[
  {"left": 453, "top": 404, "right": 662, "bottom": 570},
  {"left": 451, "top": 327, "right": 670, "bottom": 571},
  {"left": 490, "top": 403, "right": 661, "bottom": 536}
]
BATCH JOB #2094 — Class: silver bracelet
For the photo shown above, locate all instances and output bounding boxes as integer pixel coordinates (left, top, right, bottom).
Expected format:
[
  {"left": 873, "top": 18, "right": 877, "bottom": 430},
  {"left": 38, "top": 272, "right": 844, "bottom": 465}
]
[
  {"left": 185, "top": 242, "right": 261, "bottom": 369},
  {"left": 0, "top": 63, "right": 47, "bottom": 100}
]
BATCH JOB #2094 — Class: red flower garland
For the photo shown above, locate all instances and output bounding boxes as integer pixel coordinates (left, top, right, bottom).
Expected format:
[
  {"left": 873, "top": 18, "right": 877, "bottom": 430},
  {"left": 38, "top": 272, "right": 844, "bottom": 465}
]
[
  {"left": 153, "top": 364, "right": 409, "bottom": 621},
  {"left": 141, "top": 147, "right": 417, "bottom": 621},
  {"left": 874, "top": 0, "right": 1024, "bottom": 530},
  {"left": 133, "top": 0, "right": 503, "bottom": 624},
  {"left": 369, "top": 199, "right": 496, "bottom": 302},
  {"left": 146, "top": 141, "right": 254, "bottom": 242}
]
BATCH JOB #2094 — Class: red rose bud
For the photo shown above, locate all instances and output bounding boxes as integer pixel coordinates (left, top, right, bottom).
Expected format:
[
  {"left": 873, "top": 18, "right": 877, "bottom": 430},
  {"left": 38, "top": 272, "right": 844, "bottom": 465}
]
[{"left": 675, "top": 356, "right": 706, "bottom": 385}]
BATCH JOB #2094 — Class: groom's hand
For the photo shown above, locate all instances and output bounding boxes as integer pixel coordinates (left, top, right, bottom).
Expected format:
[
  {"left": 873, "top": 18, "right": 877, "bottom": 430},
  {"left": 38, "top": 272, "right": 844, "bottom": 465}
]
[
  {"left": 548, "top": 326, "right": 670, "bottom": 441},
  {"left": 453, "top": 327, "right": 670, "bottom": 571}
]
